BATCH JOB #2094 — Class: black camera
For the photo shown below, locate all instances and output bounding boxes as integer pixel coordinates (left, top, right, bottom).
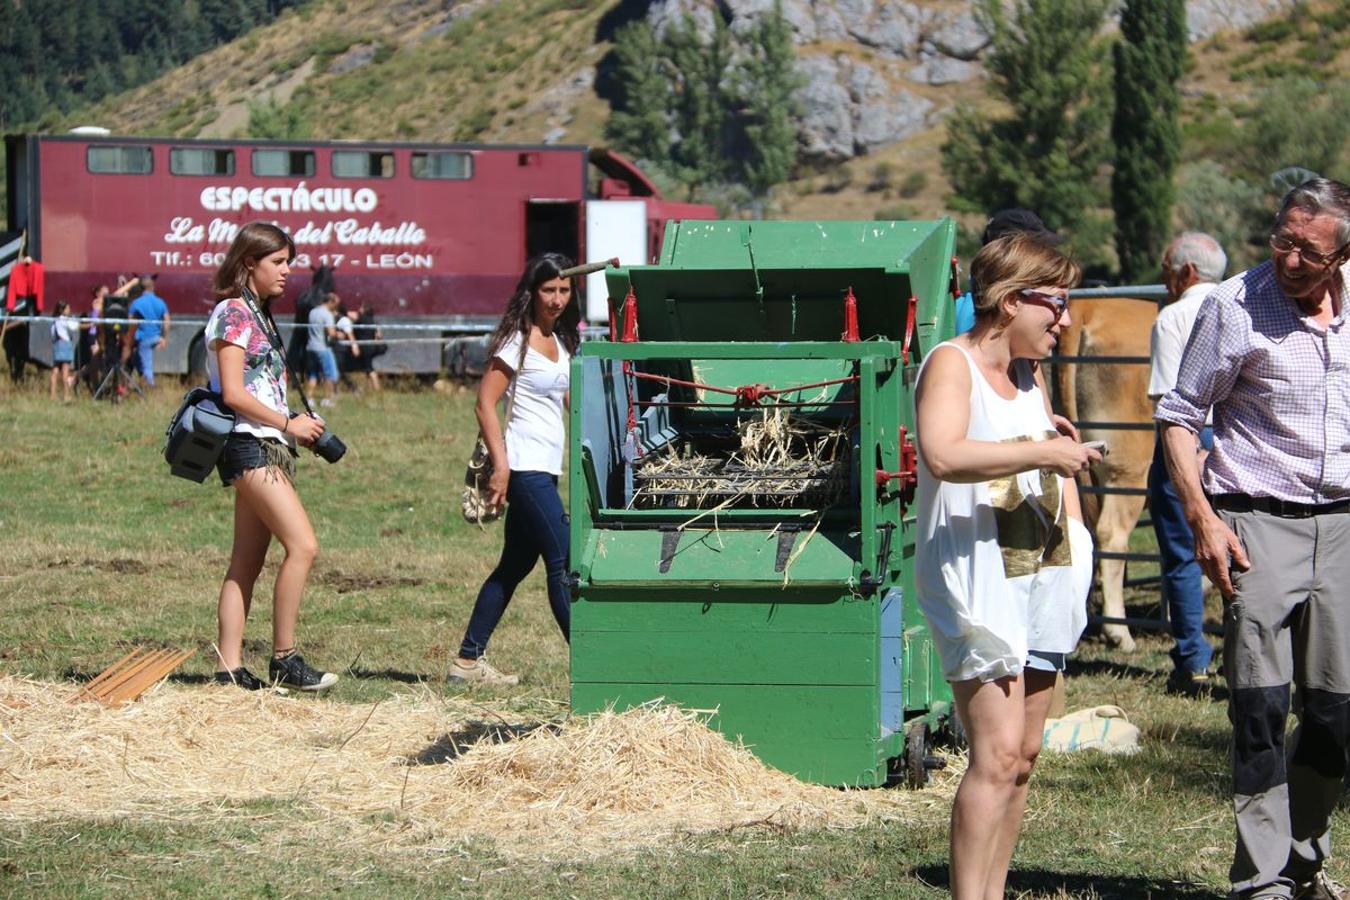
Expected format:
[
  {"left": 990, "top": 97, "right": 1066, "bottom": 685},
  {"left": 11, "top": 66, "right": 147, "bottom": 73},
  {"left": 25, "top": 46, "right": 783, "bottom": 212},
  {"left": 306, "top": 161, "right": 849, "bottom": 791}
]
[{"left": 312, "top": 428, "right": 347, "bottom": 464}]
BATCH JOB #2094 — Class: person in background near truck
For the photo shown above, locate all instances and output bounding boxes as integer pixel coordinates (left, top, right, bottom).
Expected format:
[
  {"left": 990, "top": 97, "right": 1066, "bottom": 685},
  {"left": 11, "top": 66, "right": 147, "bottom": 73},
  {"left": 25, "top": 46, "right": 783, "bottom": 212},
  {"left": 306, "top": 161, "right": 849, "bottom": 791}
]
[
  {"left": 333, "top": 302, "right": 362, "bottom": 392},
  {"left": 306, "top": 291, "right": 340, "bottom": 403},
  {"left": 48, "top": 300, "right": 77, "bottom": 402},
  {"left": 79, "top": 286, "right": 106, "bottom": 391},
  {"left": 1147, "top": 232, "right": 1227, "bottom": 697},
  {"left": 351, "top": 302, "right": 385, "bottom": 392},
  {"left": 125, "top": 274, "right": 169, "bottom": 388}
]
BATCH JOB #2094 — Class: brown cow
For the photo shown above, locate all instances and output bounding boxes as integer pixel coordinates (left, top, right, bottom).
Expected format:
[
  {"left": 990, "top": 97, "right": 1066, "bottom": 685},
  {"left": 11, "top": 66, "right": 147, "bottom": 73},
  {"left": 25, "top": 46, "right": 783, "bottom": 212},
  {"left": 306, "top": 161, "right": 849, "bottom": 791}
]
[{"left": 1053, "top": 295, "right": 1158, "bottom": 652}]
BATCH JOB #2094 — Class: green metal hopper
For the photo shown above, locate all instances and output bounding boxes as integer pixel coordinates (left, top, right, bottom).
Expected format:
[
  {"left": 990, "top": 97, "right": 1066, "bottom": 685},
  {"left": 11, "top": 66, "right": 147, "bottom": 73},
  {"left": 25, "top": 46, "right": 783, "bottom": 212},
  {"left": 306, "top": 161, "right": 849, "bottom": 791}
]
[{"left": 568, "top": 219, "right": 960, "bottom": 787}]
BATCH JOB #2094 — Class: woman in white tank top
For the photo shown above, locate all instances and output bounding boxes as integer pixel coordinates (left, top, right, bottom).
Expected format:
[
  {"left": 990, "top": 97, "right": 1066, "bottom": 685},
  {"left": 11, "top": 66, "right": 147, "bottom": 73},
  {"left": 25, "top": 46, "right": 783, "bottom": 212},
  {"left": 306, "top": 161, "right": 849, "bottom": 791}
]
[{"left": 914, "top": 234, "right": 1102, "bottom": 900}]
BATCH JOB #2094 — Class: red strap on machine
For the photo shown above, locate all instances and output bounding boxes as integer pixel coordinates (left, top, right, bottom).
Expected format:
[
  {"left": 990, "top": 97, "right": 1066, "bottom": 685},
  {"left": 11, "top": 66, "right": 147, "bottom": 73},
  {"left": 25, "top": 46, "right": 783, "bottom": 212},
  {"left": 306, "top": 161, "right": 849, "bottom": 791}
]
[
  {"left": 949, "top": 256, "right": 961, "bottom": 300},
  {"left": 620, "top": 285, "right": 639, "bottom": 342},
  {"left": 842, "top": 286, "right": 859, "bottom": 342},
  {"left": 902, "top": 295, "right": 918, "bottom": 364}
]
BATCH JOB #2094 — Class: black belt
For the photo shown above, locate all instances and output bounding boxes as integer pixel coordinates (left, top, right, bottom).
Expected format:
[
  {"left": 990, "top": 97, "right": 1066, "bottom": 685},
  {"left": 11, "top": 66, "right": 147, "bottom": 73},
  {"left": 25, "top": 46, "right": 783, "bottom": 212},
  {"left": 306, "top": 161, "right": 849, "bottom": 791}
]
[{"left": 1211, "top": 493, "right": 1350, "bottom": 519}]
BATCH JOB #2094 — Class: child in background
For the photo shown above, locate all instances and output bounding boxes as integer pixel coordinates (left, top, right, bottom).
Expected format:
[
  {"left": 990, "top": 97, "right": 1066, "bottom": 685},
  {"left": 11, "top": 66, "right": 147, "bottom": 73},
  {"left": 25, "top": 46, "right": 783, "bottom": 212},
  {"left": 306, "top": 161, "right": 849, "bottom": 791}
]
[{"left": 49, "top": 301, "right": 78, "bottom": 402}]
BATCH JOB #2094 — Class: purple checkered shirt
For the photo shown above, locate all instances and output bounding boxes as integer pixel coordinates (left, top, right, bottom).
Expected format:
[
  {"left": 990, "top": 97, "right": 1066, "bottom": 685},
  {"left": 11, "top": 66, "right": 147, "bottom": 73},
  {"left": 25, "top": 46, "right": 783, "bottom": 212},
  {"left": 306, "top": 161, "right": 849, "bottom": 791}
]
[{"left": 1154, "top": 260, "right": 1350, "bottom": 504}]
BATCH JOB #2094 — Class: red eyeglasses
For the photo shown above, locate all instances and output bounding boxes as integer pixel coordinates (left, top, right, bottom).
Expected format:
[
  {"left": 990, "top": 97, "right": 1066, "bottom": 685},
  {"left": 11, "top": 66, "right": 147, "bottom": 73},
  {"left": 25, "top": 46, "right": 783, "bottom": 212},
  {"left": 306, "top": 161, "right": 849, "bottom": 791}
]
[{"left": 1019, "top": 289, "right": 1070, "bottom": 317}]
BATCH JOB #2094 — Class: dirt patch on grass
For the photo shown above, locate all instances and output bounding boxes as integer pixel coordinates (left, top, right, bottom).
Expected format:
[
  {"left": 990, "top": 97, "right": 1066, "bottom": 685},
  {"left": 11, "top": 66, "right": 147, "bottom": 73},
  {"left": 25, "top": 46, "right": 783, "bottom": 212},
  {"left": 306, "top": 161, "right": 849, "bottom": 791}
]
[
  {"left": 0, "top": 678, "right": 955, "bottom": 861},
  {"left": 317, "top": 571, "right": 426, "bottom": 593},
  {"left": 44, "top": 557, "right": 152, "bottom": 575}
]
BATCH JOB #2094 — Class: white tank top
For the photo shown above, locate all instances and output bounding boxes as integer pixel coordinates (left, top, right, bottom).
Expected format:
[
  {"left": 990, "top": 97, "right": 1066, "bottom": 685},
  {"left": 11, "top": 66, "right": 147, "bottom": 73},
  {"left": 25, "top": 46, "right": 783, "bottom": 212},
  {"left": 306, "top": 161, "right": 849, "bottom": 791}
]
[{"left": 914, "top": 342, "right": 1090, "bottom": 682}]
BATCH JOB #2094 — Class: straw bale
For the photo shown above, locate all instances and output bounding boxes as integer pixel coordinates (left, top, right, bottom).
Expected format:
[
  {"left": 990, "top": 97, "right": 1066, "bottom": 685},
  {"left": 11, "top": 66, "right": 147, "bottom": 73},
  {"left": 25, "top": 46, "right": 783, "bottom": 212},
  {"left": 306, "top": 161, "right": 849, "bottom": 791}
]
[{"left": 0, "top": 677, "right": 957, "bottom": 860}]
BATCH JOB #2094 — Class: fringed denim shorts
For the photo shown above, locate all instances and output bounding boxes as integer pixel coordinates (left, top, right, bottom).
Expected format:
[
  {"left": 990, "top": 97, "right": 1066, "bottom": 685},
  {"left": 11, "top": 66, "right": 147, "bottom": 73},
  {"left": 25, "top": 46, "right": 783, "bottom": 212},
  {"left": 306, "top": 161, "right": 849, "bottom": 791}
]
[{"left": 217, "top": 432, "right": 296, "bottom": 487}]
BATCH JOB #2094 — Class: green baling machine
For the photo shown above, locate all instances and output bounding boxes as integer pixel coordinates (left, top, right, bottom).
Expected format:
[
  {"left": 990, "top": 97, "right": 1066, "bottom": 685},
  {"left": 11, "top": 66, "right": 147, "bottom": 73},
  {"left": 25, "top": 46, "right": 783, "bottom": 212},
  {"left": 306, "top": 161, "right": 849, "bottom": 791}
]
[{"left": 568, "top": 219, "right": 960, "bottom": 787}]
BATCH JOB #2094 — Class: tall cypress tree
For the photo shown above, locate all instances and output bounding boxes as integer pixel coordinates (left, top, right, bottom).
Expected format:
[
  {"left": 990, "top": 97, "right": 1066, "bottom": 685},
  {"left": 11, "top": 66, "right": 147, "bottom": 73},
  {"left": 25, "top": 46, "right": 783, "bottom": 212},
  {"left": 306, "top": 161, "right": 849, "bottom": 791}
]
[
  {"left": 1112, "top": 0, "right": 1186, "bottom": 282},
  {"left": 735, "top": 2, "right": 802, "bottom": 202},
  {"left": 603, "top": 21, "right": 672, "bottom": 168},
  {"left": 664, "top": 12, "right": 734, "bottom": 197},
  {"left": 941, "top": 0, "right": 1115, "bottom": 260}
]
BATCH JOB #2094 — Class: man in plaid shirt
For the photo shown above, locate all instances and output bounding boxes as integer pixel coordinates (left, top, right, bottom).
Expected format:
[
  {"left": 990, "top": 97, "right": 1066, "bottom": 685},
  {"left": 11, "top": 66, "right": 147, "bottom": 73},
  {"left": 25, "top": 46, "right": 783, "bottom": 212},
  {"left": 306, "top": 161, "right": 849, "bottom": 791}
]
[{"left": 1157, "top": 178, "right": 1350, "bottom": 900}]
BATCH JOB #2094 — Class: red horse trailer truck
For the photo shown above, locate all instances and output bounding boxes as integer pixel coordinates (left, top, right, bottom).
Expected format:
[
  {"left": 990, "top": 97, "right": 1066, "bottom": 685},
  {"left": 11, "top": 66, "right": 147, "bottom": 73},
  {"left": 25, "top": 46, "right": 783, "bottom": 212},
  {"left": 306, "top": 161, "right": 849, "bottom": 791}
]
[{"left": 3, "top": 132, "right": 714, "bottom": 375}]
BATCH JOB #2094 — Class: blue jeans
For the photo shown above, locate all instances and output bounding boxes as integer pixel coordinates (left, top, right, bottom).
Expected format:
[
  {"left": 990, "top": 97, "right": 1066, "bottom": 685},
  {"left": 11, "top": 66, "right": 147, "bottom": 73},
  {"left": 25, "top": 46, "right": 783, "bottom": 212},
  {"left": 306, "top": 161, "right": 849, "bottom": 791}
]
[
  {"left": 459, "top": 471, "right": 570, "bottom": 659},
  {"left": 1148, "top": 428, "right": 1215, "bottom": 674},
  {"left": 307, "top": 348, "right": 338, "bottom": 383},
  {"left": 135, "top": 339, "right": 157, "bottom": 386}
]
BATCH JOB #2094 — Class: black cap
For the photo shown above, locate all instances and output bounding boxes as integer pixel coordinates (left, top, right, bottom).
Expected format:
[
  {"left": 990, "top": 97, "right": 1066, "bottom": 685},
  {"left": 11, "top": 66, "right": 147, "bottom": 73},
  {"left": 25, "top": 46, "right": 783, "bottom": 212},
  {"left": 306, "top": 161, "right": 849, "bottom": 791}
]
[{"left": 982, "top": 209, "right": 1063, "bottom": 246}]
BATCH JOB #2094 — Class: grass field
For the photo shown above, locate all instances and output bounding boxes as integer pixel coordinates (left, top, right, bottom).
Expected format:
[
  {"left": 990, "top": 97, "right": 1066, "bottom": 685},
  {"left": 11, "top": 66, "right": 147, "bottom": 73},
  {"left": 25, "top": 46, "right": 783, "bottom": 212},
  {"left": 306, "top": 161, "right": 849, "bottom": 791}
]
[{"left": 0, "top": 383, "right": 1342, "bottom": 898}]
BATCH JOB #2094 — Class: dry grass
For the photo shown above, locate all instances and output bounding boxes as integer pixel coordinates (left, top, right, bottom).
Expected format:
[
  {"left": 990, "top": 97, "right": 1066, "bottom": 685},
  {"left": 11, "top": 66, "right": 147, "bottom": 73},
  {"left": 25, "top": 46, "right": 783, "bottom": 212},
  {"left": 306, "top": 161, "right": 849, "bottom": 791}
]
[{"left": 0, "top": 677, "right": 958, "bottom": 862}]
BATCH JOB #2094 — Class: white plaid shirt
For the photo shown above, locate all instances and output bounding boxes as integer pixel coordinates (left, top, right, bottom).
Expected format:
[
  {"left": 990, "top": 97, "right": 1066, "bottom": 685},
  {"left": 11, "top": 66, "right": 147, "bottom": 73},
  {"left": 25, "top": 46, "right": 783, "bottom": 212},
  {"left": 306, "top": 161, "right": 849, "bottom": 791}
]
[{"left": 1155, "top": 260, "right": 1350, "bottom": 503}]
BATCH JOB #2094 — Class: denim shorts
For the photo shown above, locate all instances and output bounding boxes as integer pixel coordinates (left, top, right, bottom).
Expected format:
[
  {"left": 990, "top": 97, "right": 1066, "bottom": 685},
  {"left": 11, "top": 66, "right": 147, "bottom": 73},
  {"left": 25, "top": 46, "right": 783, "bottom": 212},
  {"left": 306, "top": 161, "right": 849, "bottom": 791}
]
[
  {"left": 1026, "top": 650, "right": 1067, "bottom": 673},
  {"left": 52, "top": 338, "right": 74, "bottom": 364},
  {"left": 217, "top": 432, "right": 296, "bottom": 486},
  {"left": 307, "top": 347, "right": 338, "bottom": 382}
]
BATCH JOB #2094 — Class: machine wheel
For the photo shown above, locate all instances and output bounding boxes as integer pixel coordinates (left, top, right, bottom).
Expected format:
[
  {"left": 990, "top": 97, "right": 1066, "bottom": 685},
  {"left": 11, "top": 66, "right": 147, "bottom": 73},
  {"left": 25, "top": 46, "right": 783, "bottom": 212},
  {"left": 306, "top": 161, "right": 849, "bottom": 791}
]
[
  {"left": 939, "top": 709, "right": 967, "bottom": 750},
  {"left": 187, "top": 333, "right": 207, "bottom": 380},
  {"left": 905, "top": 720, "right": 930, "bottom": 789}
]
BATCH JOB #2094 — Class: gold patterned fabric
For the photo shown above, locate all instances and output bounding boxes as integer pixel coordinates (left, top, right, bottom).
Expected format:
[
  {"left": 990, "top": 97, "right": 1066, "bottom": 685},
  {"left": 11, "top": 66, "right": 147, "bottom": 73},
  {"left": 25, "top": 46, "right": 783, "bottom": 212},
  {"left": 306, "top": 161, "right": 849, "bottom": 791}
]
[{"left": 986, "top": 431, "right": 1070, "bottom": 578}]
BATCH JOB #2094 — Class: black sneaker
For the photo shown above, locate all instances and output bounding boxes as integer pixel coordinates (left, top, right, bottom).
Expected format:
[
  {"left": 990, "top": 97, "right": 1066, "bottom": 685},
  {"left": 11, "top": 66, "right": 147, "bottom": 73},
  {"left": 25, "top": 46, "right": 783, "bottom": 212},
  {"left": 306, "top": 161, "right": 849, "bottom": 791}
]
[
  {"left": 1165, "top": 668, "right": 1215, "bottom": 698},
  {"left": 268, "top": 652, "right": 338, "bottom": 692},
  {"left": 214, "top": 666, "right": 276, "bottom": 691}
]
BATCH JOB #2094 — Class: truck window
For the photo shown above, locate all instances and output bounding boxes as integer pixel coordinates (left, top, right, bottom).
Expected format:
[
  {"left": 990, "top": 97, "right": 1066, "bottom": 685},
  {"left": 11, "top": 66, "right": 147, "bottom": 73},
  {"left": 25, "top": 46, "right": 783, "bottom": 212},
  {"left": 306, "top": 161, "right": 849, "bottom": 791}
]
[
  {"left": 252, "top": 149, "right": 316, "bottom": 177},
  {"left": 87, "top": 145, "right": 153, "bottom": 175},
  {"left": 333, "top": 150, "right": 394, "bottom": 178},
  {"left": 411, "top": 151, "right": 473, "bottom": 180},
  {"left": 170, "top": 148, "right": 235, "bottom": 176}
]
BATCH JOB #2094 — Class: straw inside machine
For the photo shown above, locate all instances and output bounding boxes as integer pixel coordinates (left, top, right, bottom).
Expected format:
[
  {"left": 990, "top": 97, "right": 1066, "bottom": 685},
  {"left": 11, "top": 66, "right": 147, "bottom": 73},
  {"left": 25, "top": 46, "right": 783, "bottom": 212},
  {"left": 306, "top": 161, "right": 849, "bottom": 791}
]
[{"left": 631, "top": 407, "right": 851, "bottom": 510}]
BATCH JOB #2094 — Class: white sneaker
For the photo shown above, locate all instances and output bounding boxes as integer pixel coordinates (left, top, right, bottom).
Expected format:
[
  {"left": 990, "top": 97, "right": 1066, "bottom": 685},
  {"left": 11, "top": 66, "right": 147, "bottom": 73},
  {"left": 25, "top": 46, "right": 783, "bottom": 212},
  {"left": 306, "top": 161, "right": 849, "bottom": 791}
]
[{"left": 448, "top": 656, "right": 519, "bottom": 686}]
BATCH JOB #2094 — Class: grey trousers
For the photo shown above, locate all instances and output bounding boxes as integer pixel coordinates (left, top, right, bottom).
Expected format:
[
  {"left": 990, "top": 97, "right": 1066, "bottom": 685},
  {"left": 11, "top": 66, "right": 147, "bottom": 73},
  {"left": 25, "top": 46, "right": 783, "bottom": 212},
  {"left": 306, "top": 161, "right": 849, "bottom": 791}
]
[{"left": 1220, "top": 509, "right": 1350, "bottom": 899}]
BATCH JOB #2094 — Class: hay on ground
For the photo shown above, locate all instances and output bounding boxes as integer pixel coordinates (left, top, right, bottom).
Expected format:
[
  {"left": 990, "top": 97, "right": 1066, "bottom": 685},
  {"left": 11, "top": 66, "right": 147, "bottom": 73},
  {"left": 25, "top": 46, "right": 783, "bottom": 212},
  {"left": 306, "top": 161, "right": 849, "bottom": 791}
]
[{"left": 0, "top": 677, "right": 956, "bottom": 860}]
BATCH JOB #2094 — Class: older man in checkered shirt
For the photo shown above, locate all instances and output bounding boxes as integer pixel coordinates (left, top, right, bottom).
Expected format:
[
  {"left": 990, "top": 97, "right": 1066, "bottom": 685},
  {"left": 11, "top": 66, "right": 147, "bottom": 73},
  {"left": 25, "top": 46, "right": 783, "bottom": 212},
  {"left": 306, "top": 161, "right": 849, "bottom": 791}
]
[{"left": 1157, "top": 178, "right": 1350, "bottom": 900}]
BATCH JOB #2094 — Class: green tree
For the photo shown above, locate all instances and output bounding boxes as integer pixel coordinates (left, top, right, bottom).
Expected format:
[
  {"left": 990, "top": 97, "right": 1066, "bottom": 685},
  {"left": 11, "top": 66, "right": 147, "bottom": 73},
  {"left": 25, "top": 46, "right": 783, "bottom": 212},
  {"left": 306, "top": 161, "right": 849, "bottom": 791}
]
[
  {"left": 604, "top": 6, "right": 801, "bottom": 209},
  {"left": 1173, "top": 160, "right": 1267, "bottom": 271},
  {"left": 245, "top": 97, "right": 310, "bottom": 140},
  {"left": 663, "top": 12, "right": 734, "bottom": 197},
  {"left": 941, "top": 0, "right": 1115, "bottom": 263},
  {"left": 1237, "top": 77, "right": 1350, "bottom": 187},
  {"left": 733, "top": 2, "right": 802, "bottom": 202},
  {"left": 1111, "top": 0, "right": 1186, "bottom": 282},
  {"left": 603, "top": 21, "right": 671, "bottom": 167}
]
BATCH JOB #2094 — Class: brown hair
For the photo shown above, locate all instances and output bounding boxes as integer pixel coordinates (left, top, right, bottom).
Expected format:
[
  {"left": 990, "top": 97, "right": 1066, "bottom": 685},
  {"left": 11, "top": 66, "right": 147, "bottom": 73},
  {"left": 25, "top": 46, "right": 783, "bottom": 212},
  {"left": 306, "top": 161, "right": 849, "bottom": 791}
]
[
  {"left": 970, "top": 234, "right": 1081, "bottom": 320},
  {"left": 212, "top": 221, "right": 296, "bottom": 302}
]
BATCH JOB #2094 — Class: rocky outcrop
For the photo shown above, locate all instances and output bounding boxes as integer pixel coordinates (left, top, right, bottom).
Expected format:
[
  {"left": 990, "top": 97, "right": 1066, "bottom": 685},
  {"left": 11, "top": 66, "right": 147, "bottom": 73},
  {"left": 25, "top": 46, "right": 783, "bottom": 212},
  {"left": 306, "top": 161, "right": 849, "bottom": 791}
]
[
  {"left": 796, "top": 55, "right": 933, "bottom": 162},
  {"left": 636, "top": 0, "right": 1294, "bottom": 164},
  {"left": 1185, "top": 0, "right": 1297, "bottom": 41},
  {"left": 519, "top": 67, "right": 597, "bottom": 146}
]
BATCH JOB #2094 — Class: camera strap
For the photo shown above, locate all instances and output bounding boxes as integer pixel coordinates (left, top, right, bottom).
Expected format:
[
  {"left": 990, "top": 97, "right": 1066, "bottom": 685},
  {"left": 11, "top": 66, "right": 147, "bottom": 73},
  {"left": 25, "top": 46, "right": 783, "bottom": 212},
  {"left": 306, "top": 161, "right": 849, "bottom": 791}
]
[{"left": 239, "top": 287, "right": 318, "bottom": 418}]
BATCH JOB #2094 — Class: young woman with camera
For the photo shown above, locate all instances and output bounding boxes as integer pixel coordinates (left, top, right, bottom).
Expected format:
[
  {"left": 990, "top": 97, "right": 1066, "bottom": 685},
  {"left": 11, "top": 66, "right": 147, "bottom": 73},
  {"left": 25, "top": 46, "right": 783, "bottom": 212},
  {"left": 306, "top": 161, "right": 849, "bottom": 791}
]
[
  {"left": 205, "top": 221, "right": 338, "bottom": 692},
  {"left": 450, "top": 253, "right": 580, "bottom": 686}
]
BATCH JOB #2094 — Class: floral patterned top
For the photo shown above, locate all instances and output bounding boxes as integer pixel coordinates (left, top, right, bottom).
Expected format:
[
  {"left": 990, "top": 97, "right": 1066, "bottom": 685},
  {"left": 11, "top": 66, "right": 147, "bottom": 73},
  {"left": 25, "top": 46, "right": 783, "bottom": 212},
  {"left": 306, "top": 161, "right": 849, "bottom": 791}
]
[{"left": 205, "top": 298, "right": 289, "bottom": 442}]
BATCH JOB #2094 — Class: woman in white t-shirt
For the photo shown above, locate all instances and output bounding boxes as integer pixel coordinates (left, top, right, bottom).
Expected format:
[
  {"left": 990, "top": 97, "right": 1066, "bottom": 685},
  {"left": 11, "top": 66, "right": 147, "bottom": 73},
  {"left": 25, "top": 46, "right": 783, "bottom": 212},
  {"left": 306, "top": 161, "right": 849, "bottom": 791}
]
[
  {"left": 450, "top": 253, "right": 579, "bottom": 686},
  {"left": 914, "top": 235, "right": 1101, "bottom": 900},
  {"left": 204, "top": 222, "right": 337, "bottom": 694}
]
